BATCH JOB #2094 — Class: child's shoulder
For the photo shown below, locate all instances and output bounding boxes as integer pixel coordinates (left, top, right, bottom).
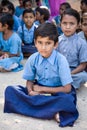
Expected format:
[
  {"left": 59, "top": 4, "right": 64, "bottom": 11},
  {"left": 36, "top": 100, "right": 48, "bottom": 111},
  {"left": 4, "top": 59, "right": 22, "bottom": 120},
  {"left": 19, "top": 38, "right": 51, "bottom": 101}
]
[
  {"left": 26, "top": 52, "right": 40, "bottom": 65},
  {"left": 78, "top": 31, "right": 85, "bottom": 39},
  {"left": 11, "top": 32, "right": 22, "bottom": 42},
  {"left": 28, "top": 52, "right": 39, "bottom": 60}
]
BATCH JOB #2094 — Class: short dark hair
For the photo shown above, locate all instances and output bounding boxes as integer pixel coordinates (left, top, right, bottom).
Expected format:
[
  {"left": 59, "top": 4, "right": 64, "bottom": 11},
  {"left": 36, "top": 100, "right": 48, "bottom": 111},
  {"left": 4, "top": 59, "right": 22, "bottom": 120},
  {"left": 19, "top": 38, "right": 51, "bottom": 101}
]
[
  {"left": 0, "top": 12, "right": 14, "bottom": 30},
  {"left": 60, "top": 2, "right": 71, "bottom": 9},
  {"left": 61, "top": 8, "right": 80, "bottom": 24},
  {"left": 23, "top": 0, "right": 32, "bottom": 6},
  {"left": 2, "top": 1, "right": 15, "bottom": 14},
  {"left": 22, "top": 8, "right": 35, "bottom": 17},
  {"left": 35, "top": 7, "right": 50, "bottom": 21},
  {"left": 34, "top": 23, "right": 58, "bottom": 44},
  {"left": 81, "top": 0, "right": 87, "bottom": 5}
]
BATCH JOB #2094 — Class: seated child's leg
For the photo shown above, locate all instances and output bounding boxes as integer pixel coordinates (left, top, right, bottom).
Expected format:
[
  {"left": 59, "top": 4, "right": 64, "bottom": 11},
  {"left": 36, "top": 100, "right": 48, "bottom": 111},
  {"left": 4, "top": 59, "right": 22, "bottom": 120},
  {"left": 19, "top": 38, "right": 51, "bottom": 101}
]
[{"left": 72, "top": 71, "right": 87, "bottom": 89}]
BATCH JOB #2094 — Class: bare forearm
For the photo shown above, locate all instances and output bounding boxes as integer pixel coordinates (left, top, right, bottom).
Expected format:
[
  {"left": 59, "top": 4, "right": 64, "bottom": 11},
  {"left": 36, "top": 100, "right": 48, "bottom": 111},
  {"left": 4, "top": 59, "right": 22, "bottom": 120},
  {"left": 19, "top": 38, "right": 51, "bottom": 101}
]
[
  {"left": 33, "top": 84, "right": 71, "bottom": 94},
  {"left": 71, "top": 63, "right": 87, "bottom": 74},
  {"left": 0, "top": 51, "right": 19, "bottom": 57},
  {"left": 26, "top": 80, "right": 34, "bottom": 93}
]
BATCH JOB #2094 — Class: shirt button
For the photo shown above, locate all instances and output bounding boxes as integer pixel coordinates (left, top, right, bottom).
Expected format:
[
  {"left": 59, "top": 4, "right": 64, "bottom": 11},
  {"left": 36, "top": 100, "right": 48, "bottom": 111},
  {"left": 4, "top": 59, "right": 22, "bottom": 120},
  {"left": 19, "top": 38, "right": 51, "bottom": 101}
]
[{"left": 45, "top": 68, "right": 48, "bottom": 69}]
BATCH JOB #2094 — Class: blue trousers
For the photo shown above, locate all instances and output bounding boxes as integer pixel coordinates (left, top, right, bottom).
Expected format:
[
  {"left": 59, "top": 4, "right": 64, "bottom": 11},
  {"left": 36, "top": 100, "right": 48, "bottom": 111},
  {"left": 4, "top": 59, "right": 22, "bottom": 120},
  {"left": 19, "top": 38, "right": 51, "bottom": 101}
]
[
  {"left": 22, "top": 44, "right": 37, "bottom": 53},
  {"left": 4, "top": 85, "right": 79, "bottom": 127}
]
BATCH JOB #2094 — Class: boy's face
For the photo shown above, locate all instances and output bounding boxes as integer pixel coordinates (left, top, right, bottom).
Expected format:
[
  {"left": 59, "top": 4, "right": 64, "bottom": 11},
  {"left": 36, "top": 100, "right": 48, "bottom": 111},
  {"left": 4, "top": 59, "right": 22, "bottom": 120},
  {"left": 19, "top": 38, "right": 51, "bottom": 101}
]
[
  {"left": 80, "top": 3, "right": 87, "bottom": 12},
  {"left": 24, "top": 1, "right": 32, "bottom": 9},
  {"left": 61, "top": 14, "right": 78, "bottom": 36},
  {"left": 81, "top": 20, "right": 87, "bottom": 37},
  {"left": 2, "top": 6, "right": 9, "bottom": 13},
  {"left": 59, "top": 5, "right": 66, "bottom": 15},
  {"left": 23, "top": 12, "right": 35, "bottom": 28},
  {"left": 19, "top": 0, "right": 23, "bottom": 6},
  {"left": 0, "top": 22, "right": 8, "bottom": 32},
  {"left": 2, "top": 6, "right": 12, "bottom": 14},
  {"left": 35, "top": 11, "right": 41, "bottom": 20},
  {"left": 35, "top": 36, "right": 57, "bottom": 58}
]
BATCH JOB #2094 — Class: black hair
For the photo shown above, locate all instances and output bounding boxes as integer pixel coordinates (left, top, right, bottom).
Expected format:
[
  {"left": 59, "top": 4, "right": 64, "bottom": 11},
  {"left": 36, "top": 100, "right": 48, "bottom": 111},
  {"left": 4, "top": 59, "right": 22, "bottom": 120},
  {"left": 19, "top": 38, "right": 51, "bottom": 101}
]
[
  {"left": 60, "top": 2, "right": 71, "bottom": 9},
  {"left": 41, "top": 7, "right": 50, "bottom": 21},
  {"left": 35, "top": 7, "right": 50, "bottom": 21},
  {"left": 2, "top": 1, "right": 15, "bottom": 14},
  {"left": 0, "top": 12, "right": 14, "bottom": 30},
  {"left": 35, "top": 6, "right": 41, "bottom": 12},
  {"left": 34, "top": 23, "right": 58, "bottom": 44},
  {"left": 61, "top": 8, "right": 80, "bottom": 24},
  {"left": 23, "top": 0, "right": 32, "bottom": 6},
  {"left": 81, "top": 0, "right": 87, "bottom": 5},
  {"left": 1, "top": 0, "right": 9, "bottom": 6},
  {"left": 22, "top": 8, "right": 35, "bottom": 17}
]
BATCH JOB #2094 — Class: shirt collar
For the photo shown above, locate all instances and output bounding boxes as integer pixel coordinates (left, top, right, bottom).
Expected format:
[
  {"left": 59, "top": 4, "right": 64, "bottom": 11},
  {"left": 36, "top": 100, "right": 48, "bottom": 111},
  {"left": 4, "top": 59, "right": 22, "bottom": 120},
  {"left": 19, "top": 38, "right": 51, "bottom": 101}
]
[
  {"left": 62, "top": 33, "right": 77, "bottom": 41},
  {"left": 38, "top": 50, "right": 57, "bottom": 65},
  {"left": 24, "top": 23, "right": 35, "bottom": 31}
]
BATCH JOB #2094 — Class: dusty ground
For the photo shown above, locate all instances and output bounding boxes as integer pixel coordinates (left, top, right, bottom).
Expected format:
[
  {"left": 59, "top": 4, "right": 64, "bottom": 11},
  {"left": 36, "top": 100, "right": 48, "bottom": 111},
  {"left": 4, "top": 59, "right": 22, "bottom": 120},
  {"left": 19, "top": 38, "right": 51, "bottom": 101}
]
[{"left": 1, "top": 0, "right": 87, "bottom": 130}]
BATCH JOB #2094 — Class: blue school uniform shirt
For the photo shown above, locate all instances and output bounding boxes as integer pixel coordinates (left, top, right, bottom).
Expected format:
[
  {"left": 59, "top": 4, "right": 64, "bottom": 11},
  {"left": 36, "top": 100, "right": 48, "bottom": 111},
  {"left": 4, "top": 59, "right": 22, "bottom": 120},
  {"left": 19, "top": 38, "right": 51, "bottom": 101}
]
[
  {"left": 57, "top": 33, "right": 87, "bottom": 71},
  {"left": 54, "top": 15, "right": 63, "bottom": 35},
  {"left": 0, "top": 32, "right": 23, "bottom": 70},
  {"left": 13, "top": 15, "right": 21, "bottom": 32},
  {"left": 17, "top": 23, "right": 36, "bottom": 44},
  {"left": 78, "top": 31, "right": 87, "bottom": 43},
  {"left": 15, "top": 6, "right": 24, "bottom": 17},
  {"left": 23, "top": 50, "right": 72, "bottom": 87}
]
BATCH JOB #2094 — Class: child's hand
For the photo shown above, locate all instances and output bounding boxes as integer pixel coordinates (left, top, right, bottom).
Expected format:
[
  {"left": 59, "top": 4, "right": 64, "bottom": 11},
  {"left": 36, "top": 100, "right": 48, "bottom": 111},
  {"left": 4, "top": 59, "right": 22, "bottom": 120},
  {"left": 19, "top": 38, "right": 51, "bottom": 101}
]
[
  {"left": 0, "top": 55, "right": 4, "bottom": 60},
  {"left": 0, "top": 53, "right": 9, "bottom": 59},
  {"left": 3, "top": 53, "right": 9, "bottom": 58},
  {"left": 29, "top": 90, "right": 40, "bottom": 96},
  {"left": 33, "top": 84, "right": 42, "bottom": 93},
  {"left": 22, "top": 43, "right": 24, "bottom": 46}
]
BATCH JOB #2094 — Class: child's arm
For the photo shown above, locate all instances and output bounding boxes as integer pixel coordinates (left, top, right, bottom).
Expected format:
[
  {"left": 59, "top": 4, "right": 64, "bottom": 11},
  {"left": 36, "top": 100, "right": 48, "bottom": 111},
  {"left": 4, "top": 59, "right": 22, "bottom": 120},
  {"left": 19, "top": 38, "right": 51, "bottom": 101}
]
[
  {"left": 26, "top": 80, "right": 41, "bottom": 96},
  {"left": 33, "top": 84, "right": 71, "bottom": 94},
  {"left": 0, "top": 51, "right": 20, "bottom": 58},
  {"left": 71, "top": 62, "right": 87, "bottom": 74}
]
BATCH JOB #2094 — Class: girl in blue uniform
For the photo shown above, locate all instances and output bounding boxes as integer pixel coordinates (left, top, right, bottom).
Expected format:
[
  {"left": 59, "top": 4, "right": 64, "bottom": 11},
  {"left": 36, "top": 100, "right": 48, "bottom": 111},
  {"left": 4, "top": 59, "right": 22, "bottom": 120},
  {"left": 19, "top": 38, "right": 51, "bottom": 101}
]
[
  {"left": 4, "top": 23, "right": 78, "bottom": 127},
  {"left": 57, "top": 8, "right": 87, "bottom": 89},
  {"left": 0, "top": 13, "right": 23, "bottom": 72}
]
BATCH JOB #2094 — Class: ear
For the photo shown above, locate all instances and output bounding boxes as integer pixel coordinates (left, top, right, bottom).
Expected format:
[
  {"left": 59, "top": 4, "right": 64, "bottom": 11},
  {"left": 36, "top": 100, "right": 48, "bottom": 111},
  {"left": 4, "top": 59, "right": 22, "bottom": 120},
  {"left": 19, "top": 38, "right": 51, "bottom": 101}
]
[
  {"left": 4, "top": 24, "right": 8, "bottom": 29},
  {"left": 54, "top": 42, "right": 58, "bottom": 49}
]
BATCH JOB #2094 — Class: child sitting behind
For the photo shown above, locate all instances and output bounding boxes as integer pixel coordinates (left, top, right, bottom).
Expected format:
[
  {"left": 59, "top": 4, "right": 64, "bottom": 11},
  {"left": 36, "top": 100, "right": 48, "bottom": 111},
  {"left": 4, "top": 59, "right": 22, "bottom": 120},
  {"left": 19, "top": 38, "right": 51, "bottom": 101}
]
[
  {"left": 4, "top": 23, "right": 78, "bottom": 127},
  {"left": 78, "top": 14, "right": 87, "bottom": 42},
  {"left": 15, "top": 0, "right": 24, "bottom": 17},
  {"left": 35, "top": 6, "right": 50, "bottom": 25},
  {"left": 17, "top": 9, "right": 37, "bottom": 56},
  {"left": 52, "top": 2, "right": 71, "bottom": 35},
  {"left": 0, "top": 13, "right": 23, "bottom": 72},
  {"left": 2, "top": 1, "right": 21, "bottom": 32},
  {"left": 57, "top": 8, "right": 87, "bottom": 89},
  {"left": 80, "top": 0, "right": 87, "bottom": 17}
]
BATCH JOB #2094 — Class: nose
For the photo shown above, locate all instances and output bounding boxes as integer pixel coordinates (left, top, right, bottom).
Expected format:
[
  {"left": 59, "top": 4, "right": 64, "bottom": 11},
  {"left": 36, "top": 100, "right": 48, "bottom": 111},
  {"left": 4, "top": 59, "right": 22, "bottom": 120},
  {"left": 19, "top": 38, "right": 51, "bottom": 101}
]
[
  {"left": 42, "top": 45, "right": 46, "bottom": 49},
  {"left": 66, "top": 24, "right": 71, "bottom": 29}
]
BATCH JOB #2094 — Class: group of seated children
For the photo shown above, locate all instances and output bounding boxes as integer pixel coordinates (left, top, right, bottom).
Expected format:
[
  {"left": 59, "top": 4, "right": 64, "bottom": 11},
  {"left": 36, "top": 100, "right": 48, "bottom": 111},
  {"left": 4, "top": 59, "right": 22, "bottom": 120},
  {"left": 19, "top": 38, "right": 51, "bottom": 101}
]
[{"left": 1, "top": 0, "right": 87, "bottom": 128}]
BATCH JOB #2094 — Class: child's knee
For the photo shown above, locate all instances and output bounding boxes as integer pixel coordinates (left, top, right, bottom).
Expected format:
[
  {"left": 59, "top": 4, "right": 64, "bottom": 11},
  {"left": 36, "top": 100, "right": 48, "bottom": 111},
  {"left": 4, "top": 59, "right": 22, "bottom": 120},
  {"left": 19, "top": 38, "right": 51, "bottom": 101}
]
[{"left": 5, "top": 86, "right": 14, "bottom": 96}]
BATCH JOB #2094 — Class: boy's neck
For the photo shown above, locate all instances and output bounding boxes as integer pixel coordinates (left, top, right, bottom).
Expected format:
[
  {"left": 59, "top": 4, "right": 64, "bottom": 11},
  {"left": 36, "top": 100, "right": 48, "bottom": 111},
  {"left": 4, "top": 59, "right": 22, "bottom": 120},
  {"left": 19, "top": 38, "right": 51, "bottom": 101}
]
[
  {"left": 25, "top": 24, "right": 33, "bottom": 29},
  {"left": 3, "top": 30, "right": 13, "bottom": 40}
]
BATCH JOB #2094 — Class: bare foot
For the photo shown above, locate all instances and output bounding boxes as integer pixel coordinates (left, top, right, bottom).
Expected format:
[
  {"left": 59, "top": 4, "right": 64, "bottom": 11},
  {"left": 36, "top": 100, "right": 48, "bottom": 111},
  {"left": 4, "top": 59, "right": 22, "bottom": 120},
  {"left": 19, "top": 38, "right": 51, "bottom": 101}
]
[
  {"left": 54, "top": 113, "right": 60, "bottom": 123},
  {"left": 0, "top": 68, "right": 11, "bottom": 72}
]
